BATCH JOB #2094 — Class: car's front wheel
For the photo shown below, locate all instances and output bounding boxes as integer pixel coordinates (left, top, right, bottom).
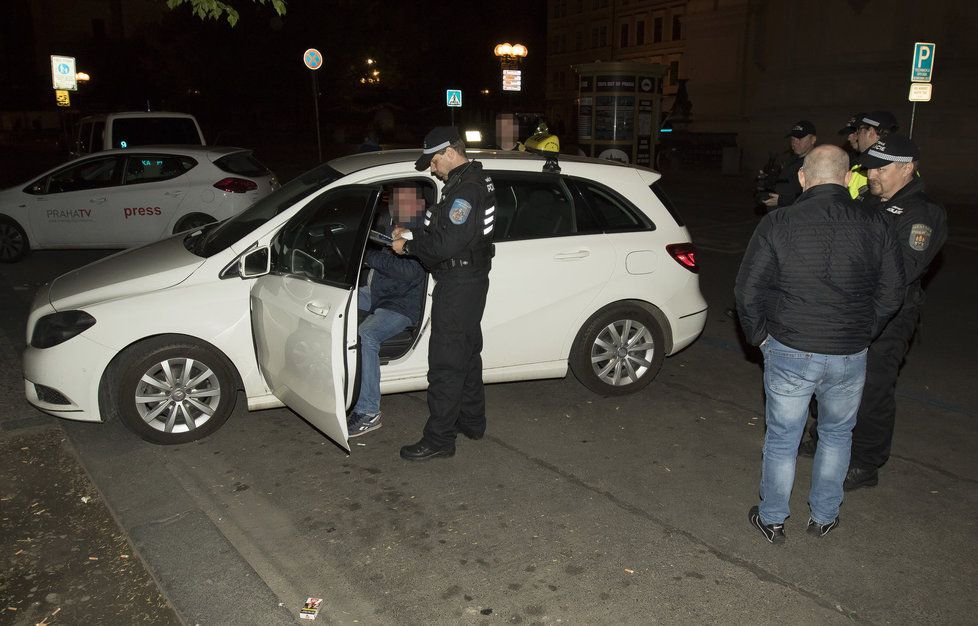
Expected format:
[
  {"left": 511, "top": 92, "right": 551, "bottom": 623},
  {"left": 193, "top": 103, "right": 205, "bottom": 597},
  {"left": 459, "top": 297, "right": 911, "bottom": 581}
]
[
  {"left": 108, "top": 338, "right": 237, "bottom": 444},
  {"left": 0, "top": 217, "right": 30, "bottom": 263},
  {"left": 173, "top": 212, "right": 216, "bottom": 234},
  {"left": 569, "top": 304, "right": 666, "bottom": 396}
]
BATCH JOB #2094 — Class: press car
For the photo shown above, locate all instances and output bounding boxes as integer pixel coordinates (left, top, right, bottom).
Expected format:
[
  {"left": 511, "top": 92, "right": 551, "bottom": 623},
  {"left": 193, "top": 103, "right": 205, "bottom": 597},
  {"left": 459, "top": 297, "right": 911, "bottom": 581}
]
[
  {"left": 0, "top": 146, "right": 277, "bottom": 262},
  {"left": 23, "top": 149, "right": 707, "bottom": 450}
]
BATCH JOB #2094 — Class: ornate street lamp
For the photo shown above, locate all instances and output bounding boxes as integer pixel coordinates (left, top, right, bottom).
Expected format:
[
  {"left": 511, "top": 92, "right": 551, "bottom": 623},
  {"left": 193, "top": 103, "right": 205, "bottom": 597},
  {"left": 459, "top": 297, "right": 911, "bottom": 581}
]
[{"left": 493, "top": 42, "right": 527, "bottom": 93}]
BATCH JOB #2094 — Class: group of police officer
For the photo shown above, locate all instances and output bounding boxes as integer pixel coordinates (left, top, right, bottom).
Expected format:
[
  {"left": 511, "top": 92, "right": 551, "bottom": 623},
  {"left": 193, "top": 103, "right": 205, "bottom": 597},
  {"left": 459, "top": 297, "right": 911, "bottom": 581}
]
[{"left": 782, "top": 112, "right": 949, "bottom": 490}]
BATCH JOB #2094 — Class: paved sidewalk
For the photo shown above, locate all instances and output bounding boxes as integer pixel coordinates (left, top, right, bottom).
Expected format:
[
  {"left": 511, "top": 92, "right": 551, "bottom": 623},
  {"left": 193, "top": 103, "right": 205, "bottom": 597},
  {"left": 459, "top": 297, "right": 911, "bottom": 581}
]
[{"left": 0, "top": 426, "right": 180, "bottom": 625}]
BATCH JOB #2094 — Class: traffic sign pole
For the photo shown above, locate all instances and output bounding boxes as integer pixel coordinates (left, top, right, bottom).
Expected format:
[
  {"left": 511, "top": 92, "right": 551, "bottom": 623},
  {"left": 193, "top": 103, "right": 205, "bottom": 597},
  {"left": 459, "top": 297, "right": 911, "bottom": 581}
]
[
  {"left": 312, "top": 72, "right": 322, "bottom": 162},
  {"left": 303, "top": 49, "right": 325, "bottom": 162},
  {"left": 908, "top": 42, "right": 936, "bottom": 140}
]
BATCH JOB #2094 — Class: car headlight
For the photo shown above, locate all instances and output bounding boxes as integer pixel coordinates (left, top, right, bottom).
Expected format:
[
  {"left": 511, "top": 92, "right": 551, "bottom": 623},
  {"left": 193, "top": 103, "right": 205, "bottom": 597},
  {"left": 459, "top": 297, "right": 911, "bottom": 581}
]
[{"left": 31, "top": 311, "right": 97, "bottom": 349}]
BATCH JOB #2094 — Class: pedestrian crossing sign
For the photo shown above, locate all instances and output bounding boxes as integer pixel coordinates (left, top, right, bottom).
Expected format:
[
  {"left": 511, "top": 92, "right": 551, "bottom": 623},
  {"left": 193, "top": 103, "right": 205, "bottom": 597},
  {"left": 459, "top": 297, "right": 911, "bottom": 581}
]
[{"left": 446, "top": 89, "right": 462, "bottom": 108}]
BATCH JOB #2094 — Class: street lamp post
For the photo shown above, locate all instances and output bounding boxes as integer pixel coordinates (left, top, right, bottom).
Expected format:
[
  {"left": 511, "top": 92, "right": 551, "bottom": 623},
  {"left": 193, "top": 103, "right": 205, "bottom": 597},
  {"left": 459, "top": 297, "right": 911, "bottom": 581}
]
[{"left": 493, "top": 43, "right": 527, "bottom": 113}]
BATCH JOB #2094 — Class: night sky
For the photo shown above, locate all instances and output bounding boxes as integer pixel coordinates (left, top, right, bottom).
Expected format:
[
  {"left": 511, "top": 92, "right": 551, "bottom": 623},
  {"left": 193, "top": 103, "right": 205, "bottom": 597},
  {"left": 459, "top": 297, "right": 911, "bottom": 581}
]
[{"left": 89, "top": 1, "right": 548, "bottom": 133}]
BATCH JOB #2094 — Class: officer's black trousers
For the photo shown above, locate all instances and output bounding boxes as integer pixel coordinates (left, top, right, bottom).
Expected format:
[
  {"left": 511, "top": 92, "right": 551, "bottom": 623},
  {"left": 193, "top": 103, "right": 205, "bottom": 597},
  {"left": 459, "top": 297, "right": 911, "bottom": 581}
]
[
  {"left": 422, "top": 270, "right": 490, "bottom": 449},
  {"left": 850, "top": 303, "right": 920, "bottom": 470}
]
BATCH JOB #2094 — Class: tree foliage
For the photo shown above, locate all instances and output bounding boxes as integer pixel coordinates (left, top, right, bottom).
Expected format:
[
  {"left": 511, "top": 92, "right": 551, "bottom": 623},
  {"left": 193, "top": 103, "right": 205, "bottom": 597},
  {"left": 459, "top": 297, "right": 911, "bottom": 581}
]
[{"left": 165, "top": 0, "right": 286, "bottom": 27}]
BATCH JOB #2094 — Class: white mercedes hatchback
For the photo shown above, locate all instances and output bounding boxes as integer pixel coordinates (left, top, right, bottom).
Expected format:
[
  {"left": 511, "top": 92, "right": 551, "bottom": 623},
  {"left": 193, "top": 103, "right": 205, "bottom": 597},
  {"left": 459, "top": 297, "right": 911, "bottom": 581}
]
[
  {"left": 22, "top": 150, "right": 707, "bottom": 449},
  {"left": 0, "top": 146, "right": 278, "bottom": 262}
]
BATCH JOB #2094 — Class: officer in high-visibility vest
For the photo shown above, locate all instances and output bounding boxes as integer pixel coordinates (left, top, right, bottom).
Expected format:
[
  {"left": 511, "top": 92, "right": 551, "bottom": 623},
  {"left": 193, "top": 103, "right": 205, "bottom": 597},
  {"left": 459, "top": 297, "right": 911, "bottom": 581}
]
[{"left": 838, "top": 113, "right": 870, "bottom": 200}]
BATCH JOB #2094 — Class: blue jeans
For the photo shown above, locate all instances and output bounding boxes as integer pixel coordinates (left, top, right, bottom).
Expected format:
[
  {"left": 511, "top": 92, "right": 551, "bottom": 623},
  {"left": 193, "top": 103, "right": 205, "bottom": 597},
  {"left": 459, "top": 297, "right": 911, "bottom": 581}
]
[
  {"left": 759, "top": 336, "right": 867, "bottom": 525},
  {"left": 354, "top": 290, "right": 412, "bottom": 416}
]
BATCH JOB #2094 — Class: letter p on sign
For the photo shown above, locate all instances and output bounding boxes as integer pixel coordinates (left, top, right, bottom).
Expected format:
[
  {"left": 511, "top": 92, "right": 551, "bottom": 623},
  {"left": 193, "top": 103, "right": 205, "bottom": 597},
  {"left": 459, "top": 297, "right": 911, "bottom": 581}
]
[{"left": 911, "top": 42, "right": 936, "bottom": 83}]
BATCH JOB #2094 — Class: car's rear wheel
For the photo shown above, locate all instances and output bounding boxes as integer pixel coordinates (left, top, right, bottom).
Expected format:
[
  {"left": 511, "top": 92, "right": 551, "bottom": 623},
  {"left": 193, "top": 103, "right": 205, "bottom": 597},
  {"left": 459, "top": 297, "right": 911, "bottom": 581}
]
[
  {"left": 0, "top": 217, "right": 29, "bottom": 263},
  {"left": 109, "top": 338, "right": 237, "bottom": 444},
  {"left": 173, "top": 212, "right": 216, "bottom": 234},
  {"left": 570, "top": 304, "right": 665, "bottom": 396}
]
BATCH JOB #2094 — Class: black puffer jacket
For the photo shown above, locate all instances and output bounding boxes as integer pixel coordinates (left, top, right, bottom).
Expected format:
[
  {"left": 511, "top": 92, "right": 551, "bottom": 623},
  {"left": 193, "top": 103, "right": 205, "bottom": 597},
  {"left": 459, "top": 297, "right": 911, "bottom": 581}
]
[{"left": 735, "top": 184, "right": 905, "bottom": 354}]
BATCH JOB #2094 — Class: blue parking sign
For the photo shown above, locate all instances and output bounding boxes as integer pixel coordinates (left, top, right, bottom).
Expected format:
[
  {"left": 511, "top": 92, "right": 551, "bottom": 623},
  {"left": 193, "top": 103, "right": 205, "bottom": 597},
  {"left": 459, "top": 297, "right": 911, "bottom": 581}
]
[{"left": 911, "top": 42, "right": 935, "bottom": 83}]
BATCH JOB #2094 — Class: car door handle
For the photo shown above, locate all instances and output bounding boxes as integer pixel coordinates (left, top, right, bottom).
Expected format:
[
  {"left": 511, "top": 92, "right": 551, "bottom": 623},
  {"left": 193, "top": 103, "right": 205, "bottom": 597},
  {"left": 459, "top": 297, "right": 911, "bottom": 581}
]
[
  {"left": 553, "top": 250, "right": 590, "bottom": 260},
  {"left": 164, "top": 191, "right": 183, "bottom": 197},
  {"left": 305, "top": 302, "right": 331, "bottom": 317},
  {"left": 89, "top": 197, "right": 107, "bottom": 204}
]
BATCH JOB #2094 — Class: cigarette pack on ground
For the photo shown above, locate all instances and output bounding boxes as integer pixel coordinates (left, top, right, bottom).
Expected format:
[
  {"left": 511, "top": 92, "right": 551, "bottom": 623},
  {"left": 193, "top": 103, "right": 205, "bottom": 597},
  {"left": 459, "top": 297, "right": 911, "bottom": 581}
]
[{"left": 300, "top": 597, "right": 323, "bottom": 620}]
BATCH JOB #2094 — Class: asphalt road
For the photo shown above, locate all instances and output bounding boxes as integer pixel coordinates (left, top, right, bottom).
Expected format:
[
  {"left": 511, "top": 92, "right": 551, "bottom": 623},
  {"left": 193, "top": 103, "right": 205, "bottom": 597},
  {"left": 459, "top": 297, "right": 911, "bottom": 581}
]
[{"left": 1, "top": 171, "right": 976, "bottom": 624}]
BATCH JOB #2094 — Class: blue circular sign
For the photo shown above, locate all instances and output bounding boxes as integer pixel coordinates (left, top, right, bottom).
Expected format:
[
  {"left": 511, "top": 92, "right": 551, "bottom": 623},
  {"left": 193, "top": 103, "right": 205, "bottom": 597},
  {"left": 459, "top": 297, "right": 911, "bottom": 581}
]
[
  {"left": 57, "top": 63, "right": 70, "bottom": 75},
  {"left": 303, "top": 48, "right": 323, "bottom": 71}
]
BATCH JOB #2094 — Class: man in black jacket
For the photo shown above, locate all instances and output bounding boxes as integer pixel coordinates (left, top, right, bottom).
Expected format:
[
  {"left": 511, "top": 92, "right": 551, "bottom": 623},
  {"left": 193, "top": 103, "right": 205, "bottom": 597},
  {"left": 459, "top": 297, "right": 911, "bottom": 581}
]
[
  {"left": 393, "top": 127, "right": 495, "bottom": 461},
  {"left": 844, "top": 135, "right": 948, "bottom": 490},
  {"left": 736, "top": 145, "right": 904, "bottom": 543}
]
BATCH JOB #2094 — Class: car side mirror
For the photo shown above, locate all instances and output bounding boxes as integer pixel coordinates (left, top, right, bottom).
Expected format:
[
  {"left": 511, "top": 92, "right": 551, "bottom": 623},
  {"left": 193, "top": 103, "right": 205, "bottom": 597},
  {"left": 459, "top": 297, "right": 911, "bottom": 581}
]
[{"left": 239, "top": 246, "right": 271, "bottom": 278}]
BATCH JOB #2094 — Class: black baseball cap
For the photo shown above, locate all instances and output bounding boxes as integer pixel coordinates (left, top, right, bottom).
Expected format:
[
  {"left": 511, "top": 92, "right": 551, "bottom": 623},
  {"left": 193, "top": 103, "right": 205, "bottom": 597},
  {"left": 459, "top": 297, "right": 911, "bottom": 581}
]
[
  {"left": 859, "top": 111, "right": 898, "bottom": 132},
  {"left": 838, "top": 112, "right": 865, "bottom": 135},
  {"left": 415, "top": 126, "right": 461, "bottom": 170},
  {"left": 785, "top": 120, "right": 816, "bottom": 138},
  {"left": 858, "top": 135, "right": 919, "bottom": 169}
]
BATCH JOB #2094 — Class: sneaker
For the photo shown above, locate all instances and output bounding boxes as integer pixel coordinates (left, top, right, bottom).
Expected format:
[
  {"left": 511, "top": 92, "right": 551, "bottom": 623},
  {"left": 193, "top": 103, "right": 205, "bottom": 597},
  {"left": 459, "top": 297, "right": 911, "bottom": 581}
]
[
  {"left": 806, "top": 517, "right": 839, "bottom": 538},
  {"left": 843, "top": 466, "right": 878, "bottom": 491},
  {"left": 348, "top": 411, "right": 382, "bottom": 438},
  {"left": 748, "top": 506, "right": 786, "bottom": 545}
]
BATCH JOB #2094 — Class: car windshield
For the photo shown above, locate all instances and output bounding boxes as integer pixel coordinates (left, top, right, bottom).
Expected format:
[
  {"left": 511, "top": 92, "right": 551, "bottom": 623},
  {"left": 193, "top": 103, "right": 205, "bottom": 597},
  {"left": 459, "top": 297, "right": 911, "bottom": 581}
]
[{"left": 191, "top": 162, "right": 344, "bottom": 257}]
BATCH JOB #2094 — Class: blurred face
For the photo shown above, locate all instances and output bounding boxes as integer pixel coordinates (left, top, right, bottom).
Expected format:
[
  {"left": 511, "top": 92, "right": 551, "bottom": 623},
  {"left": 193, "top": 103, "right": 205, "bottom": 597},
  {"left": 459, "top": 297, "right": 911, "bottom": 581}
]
[
  {"left": 867, "top": 161, "right": 915, "bottom": 200},
  {"left": 496, "top": 115, "right": 518, "bottom": 149},
  {"left": 856, "top": 124, "right": 879, "bottom": 152},
  {"left": 391, "top": 187, "right": 425, "bottom": 223},
  {"left": 790, "top": 134, "right": 816, "bottom": 156}
]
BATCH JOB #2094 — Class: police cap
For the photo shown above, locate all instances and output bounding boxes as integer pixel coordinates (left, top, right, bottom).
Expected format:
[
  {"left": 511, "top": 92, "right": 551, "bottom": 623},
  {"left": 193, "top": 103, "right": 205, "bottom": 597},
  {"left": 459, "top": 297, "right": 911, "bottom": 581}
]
[
  {"left": 858, "top": 134, "right": 919, "bottom": 170},
  {"left": 860, "top": 111, "right": 898, "bottom": 132},
  {"left": 785, "top": 120, "right": 816, "bottom": 138},
  {"left": 415, "top": 126, "right": 461, "bottom": 171},
  {"left": 838, "top": 112, "right": 865, "bottom": 135}
]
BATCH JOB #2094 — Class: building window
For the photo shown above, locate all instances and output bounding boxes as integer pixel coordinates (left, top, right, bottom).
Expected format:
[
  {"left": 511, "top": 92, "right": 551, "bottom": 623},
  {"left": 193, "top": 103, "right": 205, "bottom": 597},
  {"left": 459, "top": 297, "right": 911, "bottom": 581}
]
[
  {"left": 672, "top": 14, "right": 683, "bottom": 40},
  {"left": 636, "top": 20, "right": 645, "bottom": 46},
  {"left": 554, "top": 0, "right": 567, "bottom": 18},
  {"left": 574, "top": 31, "right": 582, "bottom": 52},
  {"left": 600, "top": 25, "right": 608, "bottom": 47},
  {"left": 669, "top": 60, "right": 679, "bottom": 86},
  {"left": 620, "top": 23, "right": 629, "bottom": 48},
  {"left": 653, "top": 16, "right": 663, "bottom": 43},
  {"left": 592, "top": 27, "right": 599, "bottom": 48}
]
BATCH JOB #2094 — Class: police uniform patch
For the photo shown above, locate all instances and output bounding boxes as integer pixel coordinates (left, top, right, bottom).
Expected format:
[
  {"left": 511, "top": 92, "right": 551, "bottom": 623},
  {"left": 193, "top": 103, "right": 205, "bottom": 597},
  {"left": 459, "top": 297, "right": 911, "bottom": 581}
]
[
  {"left": 449, "top": 198, "right": 472, "bottom": 224},
  {"left": 909, "top": 223, "right": 933, "bottom": 251}
]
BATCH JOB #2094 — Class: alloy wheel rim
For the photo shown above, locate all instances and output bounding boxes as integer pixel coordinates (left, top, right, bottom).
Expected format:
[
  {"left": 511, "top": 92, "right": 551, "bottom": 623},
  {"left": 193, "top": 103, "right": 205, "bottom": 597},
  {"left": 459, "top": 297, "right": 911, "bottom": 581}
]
[
  {"left": 590, "top": 319, "right": 655, "bottom": 386},
  {"left": 134, "top": 357, "right": 221, "bottom": 433},
  {"left": 0, "top": 224, "right": 25, "bottom": 260}
]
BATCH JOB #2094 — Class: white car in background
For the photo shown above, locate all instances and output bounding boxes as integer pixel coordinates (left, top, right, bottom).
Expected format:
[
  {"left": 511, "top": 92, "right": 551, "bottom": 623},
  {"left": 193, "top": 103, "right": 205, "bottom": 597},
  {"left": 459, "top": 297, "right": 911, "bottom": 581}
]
[
  {"left": 0, "top": 146, "right": 277, "bottom": 262},
  {"left": 22, "top": 150, "right": 707, "bottom": 450}
]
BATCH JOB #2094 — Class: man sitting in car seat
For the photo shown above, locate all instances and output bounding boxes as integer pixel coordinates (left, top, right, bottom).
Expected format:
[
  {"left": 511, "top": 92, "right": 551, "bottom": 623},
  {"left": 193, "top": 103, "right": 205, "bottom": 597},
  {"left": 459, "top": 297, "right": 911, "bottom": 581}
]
[{"left": 348, "top": 183, "right": 428, "bottom": 437}]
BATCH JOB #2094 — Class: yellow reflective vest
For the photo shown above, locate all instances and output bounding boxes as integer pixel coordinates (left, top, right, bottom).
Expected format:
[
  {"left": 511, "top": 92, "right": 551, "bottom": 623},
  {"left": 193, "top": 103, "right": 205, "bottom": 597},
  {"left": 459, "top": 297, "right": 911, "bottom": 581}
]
[{"left": 848, "top": 165, "right": 868, "bottom": 200}]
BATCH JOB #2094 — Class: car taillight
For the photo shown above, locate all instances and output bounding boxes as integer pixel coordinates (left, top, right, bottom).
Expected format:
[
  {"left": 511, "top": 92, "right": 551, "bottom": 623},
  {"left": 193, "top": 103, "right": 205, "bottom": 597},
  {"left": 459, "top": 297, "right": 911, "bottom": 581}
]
[
  {"left": 666, "top": 243, "right": 699, "bottom": 273},
  {"left": 213, "top": 177, "right": 258, "bottom": 193}
]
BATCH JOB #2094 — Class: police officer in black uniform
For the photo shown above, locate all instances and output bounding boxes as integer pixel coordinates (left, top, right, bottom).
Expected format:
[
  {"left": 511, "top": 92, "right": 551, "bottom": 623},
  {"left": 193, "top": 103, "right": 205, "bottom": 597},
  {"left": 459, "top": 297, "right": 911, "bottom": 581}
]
[
  {"left": 392, "top": 127, "right": 495, "bottom": 461},
  {"left": 844, "top": 135, "right": 948, "bottom": 490},
  {"left": 761, "top": 120, "right": 817, "bottom": 211}
]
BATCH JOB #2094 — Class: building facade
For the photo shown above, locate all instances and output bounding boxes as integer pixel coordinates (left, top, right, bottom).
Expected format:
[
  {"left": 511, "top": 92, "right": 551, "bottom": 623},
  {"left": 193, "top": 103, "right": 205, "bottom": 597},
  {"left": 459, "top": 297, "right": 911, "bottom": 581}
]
[{"left": 547, "top": 0, "right": 978, "bottom": 201}]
